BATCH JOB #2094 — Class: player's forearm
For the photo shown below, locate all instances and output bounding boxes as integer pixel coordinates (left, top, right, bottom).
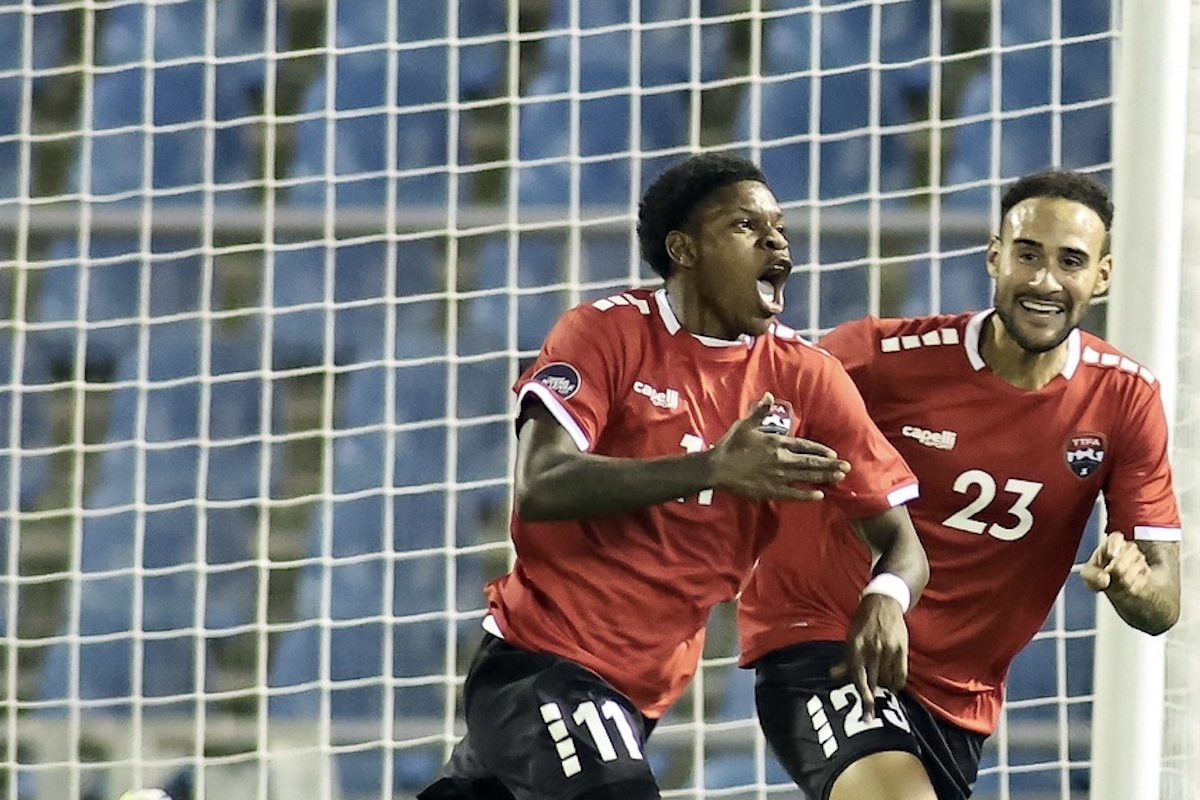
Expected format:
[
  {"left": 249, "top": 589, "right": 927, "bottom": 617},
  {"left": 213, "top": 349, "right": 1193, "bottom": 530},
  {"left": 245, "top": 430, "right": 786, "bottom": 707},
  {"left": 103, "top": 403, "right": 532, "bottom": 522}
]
[
  {"left": 851, "top": 507, "right": 929, "bottom": 607},
  {"left": 1104, "top": 565, "right": 1180, "bottom": 635},
  {"left": 515, "top": 450, "right": 718, "bottom": 521}
]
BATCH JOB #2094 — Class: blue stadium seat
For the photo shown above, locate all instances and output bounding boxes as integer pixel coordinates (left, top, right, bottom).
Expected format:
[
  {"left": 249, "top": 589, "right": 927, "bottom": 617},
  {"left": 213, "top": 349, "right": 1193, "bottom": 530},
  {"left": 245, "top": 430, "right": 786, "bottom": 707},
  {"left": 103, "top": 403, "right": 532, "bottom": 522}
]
[
  {"left": 30, "top": 0, "right": 275, "bottom": 374},
  {"left": 945, "top": 0, "right": 1113, "bottom": 195},
  {"left": 268, "top": 0, "right": 505, "bottom": 368},
  {"left": 732, "top": 0, "right": 929, "bottom": 331},
  {"left": 985, "top": 508, "right": 1100, "bottom": 797},
  {"left": 464, "top": 0, "right": 726, "bottom": 355},
  {"left": 36, "top": 319, "right": 272, "bottom": 715},
  {"left": 0, "top": 329, "right": 55, "bottom": 636},
  {"left": 688, "top": 664, "right": 793, "bottom": 793},
  {"left": 0, "top": 0, "right": 67, "bottom": 203},
  {"left": 269, "top": 327, "right": 507, "bottom": 798},
  {"left": 933, "top": 0, "right": 1113, "bottom": 316},
  {"left": 945, "top": 0, "right": 1111, "bottom": 185}
]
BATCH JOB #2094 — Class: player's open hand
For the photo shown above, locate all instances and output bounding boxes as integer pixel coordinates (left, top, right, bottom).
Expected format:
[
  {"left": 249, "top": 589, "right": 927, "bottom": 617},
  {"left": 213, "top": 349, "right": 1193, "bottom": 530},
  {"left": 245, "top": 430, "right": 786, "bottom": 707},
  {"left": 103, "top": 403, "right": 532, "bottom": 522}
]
[
  {"left": 709, "top": 393, "right": 850, "bottom": 501},
  {"left": 831, "top": 593, "right": 908, "bottom": 722},
  {"left": 1081, "top": 531, "right": 1152, "bottom": 596}
]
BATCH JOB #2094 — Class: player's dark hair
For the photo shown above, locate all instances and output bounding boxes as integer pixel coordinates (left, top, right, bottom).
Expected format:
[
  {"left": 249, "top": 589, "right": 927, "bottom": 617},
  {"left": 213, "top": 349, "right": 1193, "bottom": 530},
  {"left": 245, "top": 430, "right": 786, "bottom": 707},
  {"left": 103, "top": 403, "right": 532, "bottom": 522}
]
[
  {"left": 637, "top": 152, "right": 768, "bottom": 278},
  {"left": 999, "top": 169, "right": 1115, "bottom": 233}
]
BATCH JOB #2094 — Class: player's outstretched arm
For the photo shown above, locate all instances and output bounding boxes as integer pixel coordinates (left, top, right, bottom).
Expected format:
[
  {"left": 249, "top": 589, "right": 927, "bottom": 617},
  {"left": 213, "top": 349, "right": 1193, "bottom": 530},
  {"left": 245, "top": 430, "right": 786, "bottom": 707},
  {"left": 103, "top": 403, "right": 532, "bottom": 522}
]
[
  {"left": 1081, "top": 532, "right": 1180, "bottom": 635},
  {"left": 834, "top": 507, "right": 929, "bottom": 720},
  {"left": 514, "top": 394, "right": 850, "bottom": 521}
]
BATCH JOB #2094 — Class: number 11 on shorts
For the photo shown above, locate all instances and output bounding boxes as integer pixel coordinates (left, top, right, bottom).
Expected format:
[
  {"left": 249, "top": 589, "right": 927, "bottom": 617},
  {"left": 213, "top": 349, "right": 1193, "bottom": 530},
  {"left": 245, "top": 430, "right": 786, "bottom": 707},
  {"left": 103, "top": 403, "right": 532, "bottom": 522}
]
[{"left": 540, "top": 700, "right": 644, "bottom": 777}]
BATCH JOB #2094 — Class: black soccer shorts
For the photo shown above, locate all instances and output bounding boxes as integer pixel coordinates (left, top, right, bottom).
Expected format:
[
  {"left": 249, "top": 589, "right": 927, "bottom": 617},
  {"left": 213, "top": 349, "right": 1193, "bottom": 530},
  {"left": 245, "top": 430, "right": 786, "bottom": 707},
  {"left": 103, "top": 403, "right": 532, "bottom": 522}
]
[
  {"left": 752, "top": 641, "right": 987, "bottom": 800},
  {"left": 418, "top": 634, "right": 662, "bottom": 800}
]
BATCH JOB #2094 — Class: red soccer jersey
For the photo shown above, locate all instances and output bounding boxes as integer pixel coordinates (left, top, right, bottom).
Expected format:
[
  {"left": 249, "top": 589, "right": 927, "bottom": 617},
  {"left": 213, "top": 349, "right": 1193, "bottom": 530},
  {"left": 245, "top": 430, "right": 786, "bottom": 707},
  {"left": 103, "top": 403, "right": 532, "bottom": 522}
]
[
  {"left": 738, "top": 311, "right": 1182, "bottom": 734},
  {"left": 485, "top": 288, "right": 918, "bottom": 718}
]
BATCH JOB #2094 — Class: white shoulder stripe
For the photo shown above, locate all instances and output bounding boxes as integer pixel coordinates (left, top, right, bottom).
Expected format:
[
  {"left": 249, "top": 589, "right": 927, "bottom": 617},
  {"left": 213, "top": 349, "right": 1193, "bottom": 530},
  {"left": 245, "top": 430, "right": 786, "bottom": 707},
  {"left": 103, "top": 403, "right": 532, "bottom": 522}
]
[
  {"left": 879, "top": 328, "right": 960, "bottom": 354},
  {"left": 1081, "top": 346, "right": 1156, "bottom": 385},
  {"left": 591, "top": 293, "right": 651, "bottom": 315}
]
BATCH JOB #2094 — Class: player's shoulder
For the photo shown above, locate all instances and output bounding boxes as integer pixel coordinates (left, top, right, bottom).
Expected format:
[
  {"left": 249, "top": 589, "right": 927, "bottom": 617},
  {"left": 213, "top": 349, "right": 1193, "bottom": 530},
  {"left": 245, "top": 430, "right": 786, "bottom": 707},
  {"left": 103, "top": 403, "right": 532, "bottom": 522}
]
[
  {"left": 557, "top": 287, "right": 661, "bottom": 334},
  {"left": 583, "top": 287, "right": 659, "bottom": 316},
  {"left": 1076, "top": 331, "right": 1160, "bottom": 390},
  {"left": 825, "top": 312, "right": 974, "bottom": 355},
  {"left": 762, "top": 321, "right": 838, "bottom": 362}
]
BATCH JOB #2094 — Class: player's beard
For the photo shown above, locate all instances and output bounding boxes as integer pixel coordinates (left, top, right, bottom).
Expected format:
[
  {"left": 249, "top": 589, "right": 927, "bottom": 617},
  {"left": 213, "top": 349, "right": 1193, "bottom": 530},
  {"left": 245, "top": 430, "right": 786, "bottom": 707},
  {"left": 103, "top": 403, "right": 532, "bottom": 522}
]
[{"left": 992, "top": 291, "right": 1085, "bottom": 354}]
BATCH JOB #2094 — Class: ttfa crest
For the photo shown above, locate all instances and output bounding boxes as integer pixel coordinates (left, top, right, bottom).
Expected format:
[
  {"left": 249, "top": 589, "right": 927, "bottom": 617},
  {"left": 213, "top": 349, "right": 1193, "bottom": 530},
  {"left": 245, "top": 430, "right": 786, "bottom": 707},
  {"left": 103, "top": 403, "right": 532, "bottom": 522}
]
[
  {"left": 1065, "top": 433, "right": 1106, "bottom": 478},
  {"left": 758, "top": 400, "right": 795, "bottom": 435}
]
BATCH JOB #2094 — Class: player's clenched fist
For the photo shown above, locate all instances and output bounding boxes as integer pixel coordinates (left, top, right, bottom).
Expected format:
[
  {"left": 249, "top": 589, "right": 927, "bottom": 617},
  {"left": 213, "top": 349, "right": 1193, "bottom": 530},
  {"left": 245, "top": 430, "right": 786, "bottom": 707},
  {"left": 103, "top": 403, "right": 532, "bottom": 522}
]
[
  {"left": 1081, "top": 531, "right": 1153, "bottom": 596},
  {"left": 709, "top": 393, "right": 851, "bottom": 501}
]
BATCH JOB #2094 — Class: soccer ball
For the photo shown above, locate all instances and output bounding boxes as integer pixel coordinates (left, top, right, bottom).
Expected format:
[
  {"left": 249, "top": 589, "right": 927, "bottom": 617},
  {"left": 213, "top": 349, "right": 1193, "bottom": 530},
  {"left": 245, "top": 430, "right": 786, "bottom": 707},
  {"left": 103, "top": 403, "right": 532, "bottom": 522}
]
[{"left": 116, "top": 790, "right": 171, "bottom": 800}]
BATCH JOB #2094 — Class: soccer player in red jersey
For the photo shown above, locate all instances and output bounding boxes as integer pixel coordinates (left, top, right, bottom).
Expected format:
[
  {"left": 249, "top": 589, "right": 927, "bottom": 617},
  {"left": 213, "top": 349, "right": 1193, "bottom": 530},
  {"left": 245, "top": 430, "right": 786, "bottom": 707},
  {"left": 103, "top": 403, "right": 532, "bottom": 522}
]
[
  {"left": 419, "top": 152, "right": 928, "bottom": 800},
  {"left": 738, "top": 169, "right": 1183, "bottom": 800}
]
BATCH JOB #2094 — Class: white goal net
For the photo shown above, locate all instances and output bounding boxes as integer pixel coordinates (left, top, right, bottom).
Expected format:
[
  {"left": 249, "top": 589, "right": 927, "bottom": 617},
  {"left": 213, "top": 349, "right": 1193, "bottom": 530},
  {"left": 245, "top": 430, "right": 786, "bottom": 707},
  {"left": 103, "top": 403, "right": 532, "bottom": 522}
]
[{"left": 0, "top": 1, "right": 1193, "bottom": 799}]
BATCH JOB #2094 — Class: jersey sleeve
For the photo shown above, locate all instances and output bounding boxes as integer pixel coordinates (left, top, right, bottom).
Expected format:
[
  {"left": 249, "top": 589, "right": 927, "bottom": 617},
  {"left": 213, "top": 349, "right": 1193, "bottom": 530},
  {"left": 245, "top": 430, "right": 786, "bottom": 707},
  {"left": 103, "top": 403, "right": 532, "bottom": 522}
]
[
  {"left": 1103, "top": 381, "right": 1182, "bottom": 542},
  {"left": 797, "top": 352, "right": 918, "bottom": 520},
  {"left": 818, "top": 316, "right": 881, "bottom": 400},
  {"left": 514, "top": 304, "right": 623, "bottom": 452}
]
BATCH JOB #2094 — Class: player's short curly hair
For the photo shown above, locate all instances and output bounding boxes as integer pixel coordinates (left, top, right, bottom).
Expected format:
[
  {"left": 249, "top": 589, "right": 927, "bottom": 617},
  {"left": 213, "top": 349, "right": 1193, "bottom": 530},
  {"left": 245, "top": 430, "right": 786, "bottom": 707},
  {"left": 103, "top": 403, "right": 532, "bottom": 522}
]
[
  {"left": 637, "top": 152, "right": 768, "bottom": 279},
  {"left": 999, "top": 169, "right": 1115, "bottom": 233}
]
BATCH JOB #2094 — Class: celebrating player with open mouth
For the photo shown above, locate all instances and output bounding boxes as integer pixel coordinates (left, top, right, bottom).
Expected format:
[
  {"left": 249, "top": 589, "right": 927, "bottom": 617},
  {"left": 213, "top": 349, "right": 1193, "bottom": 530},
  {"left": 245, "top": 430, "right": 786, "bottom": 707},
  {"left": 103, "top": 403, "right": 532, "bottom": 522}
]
[{"left": 419, "top": 151, "right": 928, "bottom": 800}]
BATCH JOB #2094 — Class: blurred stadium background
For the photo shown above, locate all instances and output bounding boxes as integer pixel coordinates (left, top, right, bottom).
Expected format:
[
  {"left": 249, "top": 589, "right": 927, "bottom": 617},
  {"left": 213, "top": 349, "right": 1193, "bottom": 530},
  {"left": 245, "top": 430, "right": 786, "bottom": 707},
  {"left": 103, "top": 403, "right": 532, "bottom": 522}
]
[{"left": 0, "top": 1, "right": 1195, "bottom": 799}]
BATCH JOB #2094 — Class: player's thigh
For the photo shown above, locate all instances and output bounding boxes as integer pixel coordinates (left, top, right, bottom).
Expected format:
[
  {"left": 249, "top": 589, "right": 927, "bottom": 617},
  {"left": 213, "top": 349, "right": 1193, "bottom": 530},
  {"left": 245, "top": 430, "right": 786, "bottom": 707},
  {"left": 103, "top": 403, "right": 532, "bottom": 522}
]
[
  {"left": 830, "top": 751, "right": 938, "bottom": 800},
  {"left": 464, "top": 637, "right": 660, "bottom": 800},
  {"left": 753, "top": 641, "right": 928, "bottom": 800}
]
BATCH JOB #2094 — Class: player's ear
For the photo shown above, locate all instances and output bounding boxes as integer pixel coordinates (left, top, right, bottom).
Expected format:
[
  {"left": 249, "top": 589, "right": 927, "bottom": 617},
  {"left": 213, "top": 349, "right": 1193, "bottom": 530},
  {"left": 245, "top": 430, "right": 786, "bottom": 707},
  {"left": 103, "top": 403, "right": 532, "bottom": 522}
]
[
  {"left": 665, "top": 230, "right": 696, "bottom": 269},
  {"left": 1093, "top": 252, "right": 1113, "bottom": 296},
  {"left": 985, "top": 235, "right": 1002, "bottom": 278}
]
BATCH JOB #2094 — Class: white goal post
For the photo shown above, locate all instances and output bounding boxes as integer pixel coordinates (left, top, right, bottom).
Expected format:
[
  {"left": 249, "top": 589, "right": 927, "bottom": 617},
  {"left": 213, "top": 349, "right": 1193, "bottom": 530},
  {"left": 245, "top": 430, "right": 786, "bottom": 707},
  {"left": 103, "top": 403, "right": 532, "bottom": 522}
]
[{"left": 0, "top": 2, "right": 1196, "bottom": 800}]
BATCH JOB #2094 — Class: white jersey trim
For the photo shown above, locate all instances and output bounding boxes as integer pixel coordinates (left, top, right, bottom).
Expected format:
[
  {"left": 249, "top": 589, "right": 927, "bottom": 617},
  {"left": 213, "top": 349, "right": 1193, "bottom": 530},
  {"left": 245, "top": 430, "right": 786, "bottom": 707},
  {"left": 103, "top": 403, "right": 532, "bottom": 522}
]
[
  {"left": 482, "top": 614, "right": 504, "bottom": 638},
  {"left": 654, "top": 288, "right": 753, "bottom": 347},
  {"left": 1132, "top": 525, "right": 1182, "bottom": 543},
  {"left": 887, "top": 482, "right": 920, "bottom": 508},
  {"left": 963, "top": 309, "right": 1082, "bottom": 378},
  {"left": 518, "top": 382, "right": 591, "bottom": 452},
  {"left": 655, "top": 288, "right": 682, "bottom": 334}
]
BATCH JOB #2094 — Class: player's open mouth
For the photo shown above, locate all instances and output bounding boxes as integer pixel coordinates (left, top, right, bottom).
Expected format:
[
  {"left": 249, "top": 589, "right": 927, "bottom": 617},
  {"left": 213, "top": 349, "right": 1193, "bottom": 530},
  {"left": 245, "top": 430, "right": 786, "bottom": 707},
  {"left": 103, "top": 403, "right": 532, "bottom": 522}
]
[
  {"left": 757, "top": 259, "right": 791, "bottom": 315},
  {"left": 1018, "top": 298, "right": 1065, "bottom": 316}
]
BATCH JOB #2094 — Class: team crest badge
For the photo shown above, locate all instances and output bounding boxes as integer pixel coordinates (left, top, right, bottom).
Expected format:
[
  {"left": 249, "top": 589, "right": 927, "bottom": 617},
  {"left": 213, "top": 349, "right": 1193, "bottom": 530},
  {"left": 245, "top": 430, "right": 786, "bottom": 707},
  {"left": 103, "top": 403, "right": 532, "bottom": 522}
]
[
  {"left": 532, "top": 362, "right": 581, "bottom": 400},
  {"left": 1065, "top": 433, "right": 1106, "bottom": 478},
  {"left": 758, "top": 400, "right": 795, "bottom": 435}
]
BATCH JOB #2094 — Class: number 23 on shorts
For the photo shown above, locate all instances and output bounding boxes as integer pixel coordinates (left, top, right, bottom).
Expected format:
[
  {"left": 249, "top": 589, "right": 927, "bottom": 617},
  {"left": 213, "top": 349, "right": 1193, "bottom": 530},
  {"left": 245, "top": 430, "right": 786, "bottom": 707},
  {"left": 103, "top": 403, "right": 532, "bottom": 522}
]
[{"left": 808, "top": 684, "right": 912, "bottom": 758}]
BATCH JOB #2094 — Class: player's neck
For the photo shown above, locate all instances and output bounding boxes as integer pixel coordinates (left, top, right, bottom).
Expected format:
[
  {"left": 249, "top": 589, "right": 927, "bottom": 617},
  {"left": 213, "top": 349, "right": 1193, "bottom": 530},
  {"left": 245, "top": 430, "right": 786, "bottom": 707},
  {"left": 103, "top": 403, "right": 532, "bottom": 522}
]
[
  {"left": 664, "top": 282, "right": 746, "bottom": 342},
  {"left": 980, "top": 315, "right": 1067, "bottom": 391}
]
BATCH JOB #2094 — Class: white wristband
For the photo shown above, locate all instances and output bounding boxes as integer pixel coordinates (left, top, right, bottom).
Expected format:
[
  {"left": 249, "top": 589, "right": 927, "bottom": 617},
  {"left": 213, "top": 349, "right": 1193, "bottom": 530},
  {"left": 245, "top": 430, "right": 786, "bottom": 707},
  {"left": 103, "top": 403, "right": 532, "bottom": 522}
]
[{"left": 861, "top": 572, "right": 912, "bottom": 613}]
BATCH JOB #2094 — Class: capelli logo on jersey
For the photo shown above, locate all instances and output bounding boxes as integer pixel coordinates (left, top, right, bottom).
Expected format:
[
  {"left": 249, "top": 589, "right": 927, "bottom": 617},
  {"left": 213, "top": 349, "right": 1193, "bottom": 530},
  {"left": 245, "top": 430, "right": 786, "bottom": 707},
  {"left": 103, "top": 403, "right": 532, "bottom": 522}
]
[
  {"left": 901, "top": 425, "right": 958, "bottom": 450},
  {"left": 1065, "top": 433, "right": 1106, "bottom": 478},
  {"left": 633, "top": 380, "right": 680, "bottom": 410}
]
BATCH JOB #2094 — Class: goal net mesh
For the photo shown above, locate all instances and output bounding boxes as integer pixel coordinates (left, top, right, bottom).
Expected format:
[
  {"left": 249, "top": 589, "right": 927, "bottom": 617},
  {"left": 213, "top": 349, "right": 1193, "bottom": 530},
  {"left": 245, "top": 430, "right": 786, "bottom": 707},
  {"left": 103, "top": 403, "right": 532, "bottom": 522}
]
[{"left": 2, "top": 1, "right": 1187, "bottom": 799}]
